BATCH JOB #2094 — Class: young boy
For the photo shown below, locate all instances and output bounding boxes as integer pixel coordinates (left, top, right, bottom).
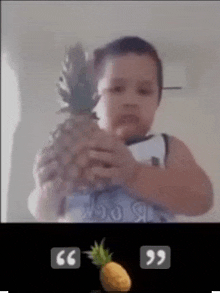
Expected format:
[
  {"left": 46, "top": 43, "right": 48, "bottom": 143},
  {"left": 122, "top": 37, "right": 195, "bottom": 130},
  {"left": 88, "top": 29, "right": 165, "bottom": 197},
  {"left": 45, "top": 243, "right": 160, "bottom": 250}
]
[{"left": 28, "top": 36, "right": 213, "bottom": 223}]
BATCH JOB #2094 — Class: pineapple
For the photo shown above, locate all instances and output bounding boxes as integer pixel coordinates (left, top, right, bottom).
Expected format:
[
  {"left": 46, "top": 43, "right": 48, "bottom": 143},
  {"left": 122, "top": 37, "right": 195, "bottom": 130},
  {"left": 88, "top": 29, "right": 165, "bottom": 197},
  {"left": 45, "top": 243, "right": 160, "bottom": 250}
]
[
  {"left": 48, "top": 43, "right": 111, "bottom": 193},
  {"left": 83, "top": 238, "right": 132, "bottom": 292}
]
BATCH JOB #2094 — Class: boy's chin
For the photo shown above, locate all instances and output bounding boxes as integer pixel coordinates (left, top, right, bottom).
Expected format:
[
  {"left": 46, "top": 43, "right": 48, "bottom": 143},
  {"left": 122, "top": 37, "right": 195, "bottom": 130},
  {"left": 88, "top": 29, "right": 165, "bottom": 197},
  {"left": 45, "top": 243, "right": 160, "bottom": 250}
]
[{"left": 115, "top": 125, "right": 145, "bottom": 142}]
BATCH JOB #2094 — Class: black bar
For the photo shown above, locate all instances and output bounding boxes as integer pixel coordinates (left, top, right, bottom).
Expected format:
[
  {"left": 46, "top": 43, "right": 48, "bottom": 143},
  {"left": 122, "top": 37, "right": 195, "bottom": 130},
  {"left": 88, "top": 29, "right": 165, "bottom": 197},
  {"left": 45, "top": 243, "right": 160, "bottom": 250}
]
[{"left": 0, "top": 223, "right": 219, "bottom": 293}]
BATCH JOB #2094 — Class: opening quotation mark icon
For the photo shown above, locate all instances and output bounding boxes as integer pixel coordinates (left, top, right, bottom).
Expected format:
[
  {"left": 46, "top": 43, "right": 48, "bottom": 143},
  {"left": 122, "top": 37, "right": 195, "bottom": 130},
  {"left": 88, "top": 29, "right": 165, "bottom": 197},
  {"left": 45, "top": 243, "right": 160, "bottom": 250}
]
[
  {"left": 140, "top": 246, "right": 171, "bottom": 269},
  {"left": 51, "top": 247, "right": 80, "bottom": 269},
  {"left": 56, "top": 249, "right": 76, "bottom": 266}
]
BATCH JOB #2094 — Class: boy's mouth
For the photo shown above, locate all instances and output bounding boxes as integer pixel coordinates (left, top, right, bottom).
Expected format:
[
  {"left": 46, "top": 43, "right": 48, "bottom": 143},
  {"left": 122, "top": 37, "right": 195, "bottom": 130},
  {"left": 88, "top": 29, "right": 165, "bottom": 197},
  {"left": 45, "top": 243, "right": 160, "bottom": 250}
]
[{"left": 118, "top": 114, "right": 139, "bottom": 124}]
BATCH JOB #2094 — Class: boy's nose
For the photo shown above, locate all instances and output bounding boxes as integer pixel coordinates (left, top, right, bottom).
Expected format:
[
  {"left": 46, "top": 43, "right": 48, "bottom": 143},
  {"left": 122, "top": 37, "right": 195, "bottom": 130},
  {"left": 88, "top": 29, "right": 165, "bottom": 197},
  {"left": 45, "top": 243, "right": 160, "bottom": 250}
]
[
  {"left": 122, "top": 94, "right": 138, "bottom": 108},
  {"left": 122, "top": 103, "right": 138, "bottom": 110},
  {"left": 120, "top": 89, "right": 140, "bottom": 109},
  {"left": 124, "top": 88, "right": 138, "bottom": 102}
]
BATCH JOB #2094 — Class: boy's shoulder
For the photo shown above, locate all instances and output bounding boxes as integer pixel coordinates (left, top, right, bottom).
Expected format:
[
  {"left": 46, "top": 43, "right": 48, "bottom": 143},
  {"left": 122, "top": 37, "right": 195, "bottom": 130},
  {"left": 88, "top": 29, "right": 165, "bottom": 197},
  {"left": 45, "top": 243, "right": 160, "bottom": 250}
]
[{"left": 164, "top": 134, "right": 198, "bottom": 169}]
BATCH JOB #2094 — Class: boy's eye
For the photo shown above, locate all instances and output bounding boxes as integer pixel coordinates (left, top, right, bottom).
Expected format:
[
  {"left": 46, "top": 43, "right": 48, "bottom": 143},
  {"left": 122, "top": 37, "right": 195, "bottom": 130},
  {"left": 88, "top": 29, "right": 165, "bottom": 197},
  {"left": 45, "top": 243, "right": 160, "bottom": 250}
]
[
  {"left": 138, "top": 89, "right": 152, "bottom": 95},
  {"left": 109, "top": 86, "right": 124, "bottom": 93},
  {"left": 107, "top": 87, "right": 152, "bottom": 95}
]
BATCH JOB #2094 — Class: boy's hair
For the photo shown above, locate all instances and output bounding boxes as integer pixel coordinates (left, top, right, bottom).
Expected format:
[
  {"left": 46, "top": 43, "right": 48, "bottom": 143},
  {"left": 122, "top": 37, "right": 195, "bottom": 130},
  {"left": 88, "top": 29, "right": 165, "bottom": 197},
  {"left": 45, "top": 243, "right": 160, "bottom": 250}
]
[{"left": 93, "top": 36, "right": 163, "bottom": 104}]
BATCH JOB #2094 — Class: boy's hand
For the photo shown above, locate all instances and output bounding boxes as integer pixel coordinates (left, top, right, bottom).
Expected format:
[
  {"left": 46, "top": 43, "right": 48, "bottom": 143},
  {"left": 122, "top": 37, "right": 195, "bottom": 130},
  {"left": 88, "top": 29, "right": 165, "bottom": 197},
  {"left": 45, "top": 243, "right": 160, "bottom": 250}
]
[{"left": 87, "top": 132, "right": 141, "bottom": 187}]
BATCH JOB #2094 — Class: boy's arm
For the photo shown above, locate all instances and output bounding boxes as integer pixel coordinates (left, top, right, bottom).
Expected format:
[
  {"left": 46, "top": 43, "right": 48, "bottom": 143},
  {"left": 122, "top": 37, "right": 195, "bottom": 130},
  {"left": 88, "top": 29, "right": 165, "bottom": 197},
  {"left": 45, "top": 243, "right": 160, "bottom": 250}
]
[{"left": 127, "top": 136, "right": 214, "bottom": 216}]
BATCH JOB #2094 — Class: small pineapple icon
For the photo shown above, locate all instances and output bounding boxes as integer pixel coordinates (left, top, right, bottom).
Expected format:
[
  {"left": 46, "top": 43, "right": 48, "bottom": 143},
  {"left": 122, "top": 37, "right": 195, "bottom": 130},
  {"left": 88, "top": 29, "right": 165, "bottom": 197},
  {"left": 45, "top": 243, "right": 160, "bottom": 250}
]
[
  {"left": 83, "top": 238, "right": 132, "bottom": 292},
  {"left": 48, "top": 43, "right": 112, "bottom": 193}
]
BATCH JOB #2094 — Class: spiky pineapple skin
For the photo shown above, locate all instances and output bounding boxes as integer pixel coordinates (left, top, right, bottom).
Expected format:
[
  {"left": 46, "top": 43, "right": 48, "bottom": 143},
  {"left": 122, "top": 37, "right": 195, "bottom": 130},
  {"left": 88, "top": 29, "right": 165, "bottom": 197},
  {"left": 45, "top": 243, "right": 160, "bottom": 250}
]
[
  {"left": 49, "top": 114, "right": 107, "bottom": 193},
  {"left": 52, "top": 43, "right": 112, "bottom": 194},
  {"left": 100, "top": 262, "right": 132, "bottom": 292}
]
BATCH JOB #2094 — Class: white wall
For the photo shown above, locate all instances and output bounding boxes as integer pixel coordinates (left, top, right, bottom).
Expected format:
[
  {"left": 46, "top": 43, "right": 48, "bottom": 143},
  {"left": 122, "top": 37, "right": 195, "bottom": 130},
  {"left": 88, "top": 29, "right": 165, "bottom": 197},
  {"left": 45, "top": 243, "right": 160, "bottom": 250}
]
[
  {"left": 1, "top": 52, "right": 22, "bottom": 222},
  {"left": 2, "top": 1, "right": 220, "bottom": 222}
]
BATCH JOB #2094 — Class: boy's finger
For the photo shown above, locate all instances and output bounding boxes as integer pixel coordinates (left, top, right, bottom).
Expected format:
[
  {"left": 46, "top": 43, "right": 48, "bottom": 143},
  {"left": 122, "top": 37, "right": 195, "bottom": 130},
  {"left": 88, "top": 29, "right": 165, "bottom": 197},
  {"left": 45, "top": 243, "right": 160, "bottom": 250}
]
[
  {"left": 92, "top": 166, "right": 119, "bottom": 178},
  {"left": 75, "top": 152, "right": 89, "bottom": 168},
  {"left": 88, "top": 135, "right": 117, "bottom": 152},
  {"left": 89, "top": 150, "right": 117, "bottom": 167}
]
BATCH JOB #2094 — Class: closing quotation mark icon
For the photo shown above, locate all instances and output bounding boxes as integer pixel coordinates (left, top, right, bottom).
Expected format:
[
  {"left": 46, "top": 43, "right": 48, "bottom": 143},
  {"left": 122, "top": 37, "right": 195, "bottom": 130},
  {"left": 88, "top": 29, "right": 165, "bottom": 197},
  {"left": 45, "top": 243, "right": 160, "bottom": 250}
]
[
  {"left": 140, "top": 246, "right": 171, "bottom": 269},
  {"left": 146, "top": 249, "right": 166, "bottom": 266}
]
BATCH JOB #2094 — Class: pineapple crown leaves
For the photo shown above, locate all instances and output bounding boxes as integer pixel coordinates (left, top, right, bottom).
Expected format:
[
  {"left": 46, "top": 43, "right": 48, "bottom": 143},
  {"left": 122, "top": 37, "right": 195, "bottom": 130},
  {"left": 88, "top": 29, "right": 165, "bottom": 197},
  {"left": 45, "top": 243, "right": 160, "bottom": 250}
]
[
  {"left": 56, "top": 42, "right": 97, "bottom": 115},
  {"left": 83, "top": 238, "right": 113, "bottom": 268}
]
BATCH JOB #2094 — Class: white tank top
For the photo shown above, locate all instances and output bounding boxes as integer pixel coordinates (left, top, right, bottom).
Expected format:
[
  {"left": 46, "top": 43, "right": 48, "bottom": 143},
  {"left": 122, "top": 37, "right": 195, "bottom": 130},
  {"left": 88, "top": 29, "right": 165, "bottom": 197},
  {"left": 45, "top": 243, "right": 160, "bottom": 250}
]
[{"left": 60, "top": 133, "right": 175, "bottom": 223}]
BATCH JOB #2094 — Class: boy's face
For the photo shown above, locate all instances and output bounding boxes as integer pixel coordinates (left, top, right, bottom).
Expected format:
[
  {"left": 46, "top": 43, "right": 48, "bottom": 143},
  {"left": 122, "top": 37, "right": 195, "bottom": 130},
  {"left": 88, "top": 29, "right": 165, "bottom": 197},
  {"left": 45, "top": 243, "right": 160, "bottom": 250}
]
[{"left": 95, "top": 53, "right": 160, "bottom": 143}]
